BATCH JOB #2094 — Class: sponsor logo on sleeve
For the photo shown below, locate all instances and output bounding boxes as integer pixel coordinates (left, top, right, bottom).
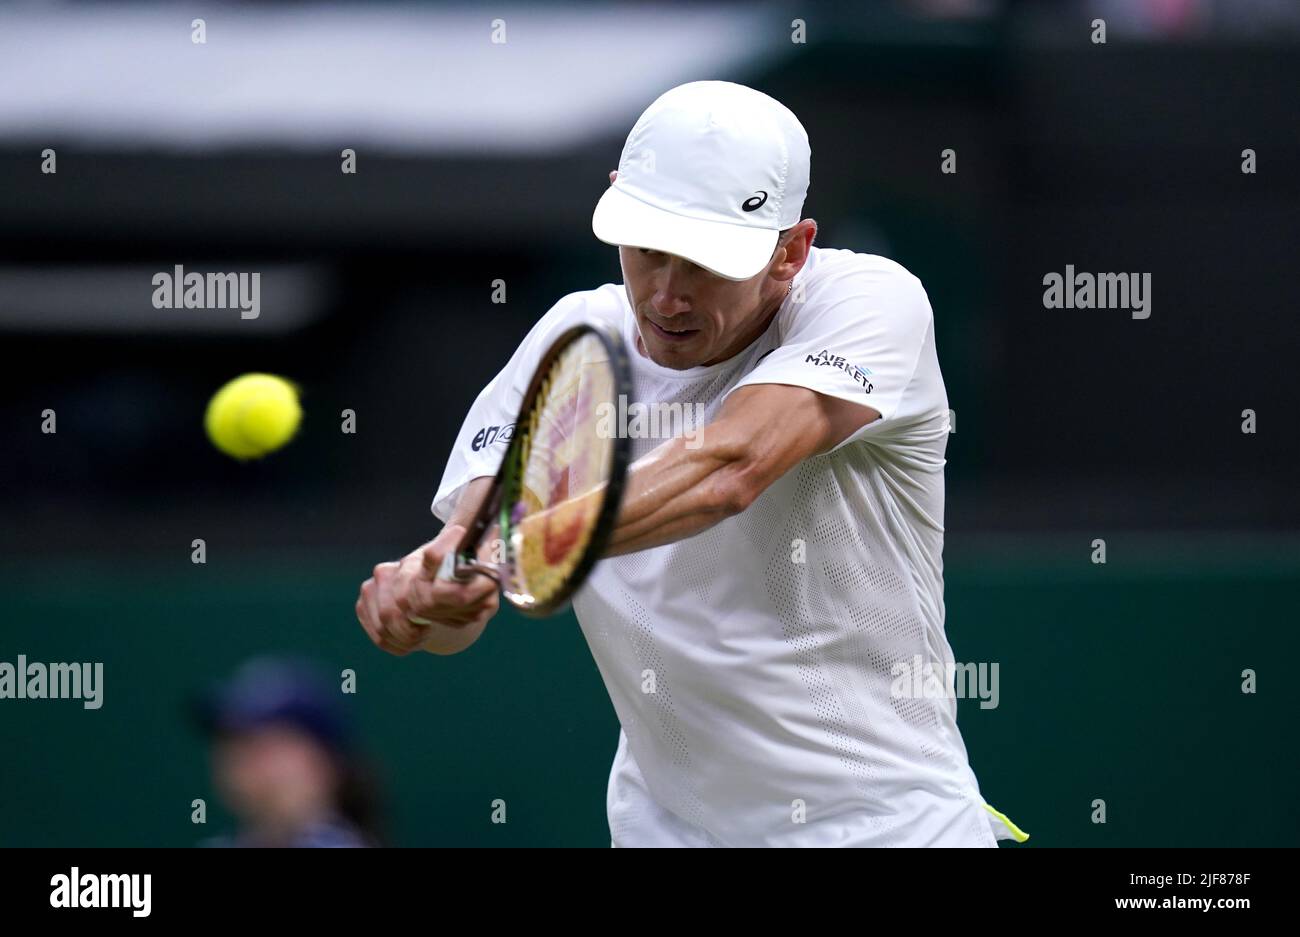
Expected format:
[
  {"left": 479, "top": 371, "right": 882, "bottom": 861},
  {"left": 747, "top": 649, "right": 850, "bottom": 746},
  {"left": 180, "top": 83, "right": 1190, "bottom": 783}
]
[
  {"left": 471, "top": 422, "right": 515, "bottom": 452},
  {"left": 804, "top": 349, "right": 873, "bottom": 393}
]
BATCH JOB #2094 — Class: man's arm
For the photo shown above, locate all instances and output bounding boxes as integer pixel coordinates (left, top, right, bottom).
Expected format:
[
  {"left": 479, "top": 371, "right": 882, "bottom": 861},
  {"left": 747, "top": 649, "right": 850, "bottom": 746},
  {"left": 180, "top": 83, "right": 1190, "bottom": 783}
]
[
  {"left": 603, "top": 382, "right": 878, "bottom": 555},
  {"left": 360, "top": 383, "right": 873, "bottom": 655}
]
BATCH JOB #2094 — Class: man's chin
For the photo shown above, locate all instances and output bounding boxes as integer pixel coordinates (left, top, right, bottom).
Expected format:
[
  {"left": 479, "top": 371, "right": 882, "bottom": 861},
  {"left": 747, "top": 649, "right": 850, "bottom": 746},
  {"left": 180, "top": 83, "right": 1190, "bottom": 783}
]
[
  {"left": 643, "top": 339, "right": 705, "bottom": 370},
  {"left": 637, "top": 330, "right": 703, "bottom": 369}
]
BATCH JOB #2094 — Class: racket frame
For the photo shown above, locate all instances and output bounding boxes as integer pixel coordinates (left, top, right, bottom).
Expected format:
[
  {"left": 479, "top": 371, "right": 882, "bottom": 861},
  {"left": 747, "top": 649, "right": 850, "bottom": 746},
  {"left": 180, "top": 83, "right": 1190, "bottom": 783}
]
[{"left": 440, "top": 322, "right": 632, "bottom": 617}]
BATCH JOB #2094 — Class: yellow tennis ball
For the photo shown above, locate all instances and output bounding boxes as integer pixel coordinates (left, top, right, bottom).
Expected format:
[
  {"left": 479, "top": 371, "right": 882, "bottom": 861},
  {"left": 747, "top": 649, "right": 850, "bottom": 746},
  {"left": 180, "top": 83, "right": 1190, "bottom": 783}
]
[{"left": 205, "top": 373, "right": 302, "bottom": 460}]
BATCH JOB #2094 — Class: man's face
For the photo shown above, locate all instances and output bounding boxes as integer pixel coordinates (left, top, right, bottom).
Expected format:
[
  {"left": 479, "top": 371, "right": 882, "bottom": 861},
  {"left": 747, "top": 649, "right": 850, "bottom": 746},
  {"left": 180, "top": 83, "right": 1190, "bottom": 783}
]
[{"left": 619, "top": 245, "right": 783, "bottom": 370}]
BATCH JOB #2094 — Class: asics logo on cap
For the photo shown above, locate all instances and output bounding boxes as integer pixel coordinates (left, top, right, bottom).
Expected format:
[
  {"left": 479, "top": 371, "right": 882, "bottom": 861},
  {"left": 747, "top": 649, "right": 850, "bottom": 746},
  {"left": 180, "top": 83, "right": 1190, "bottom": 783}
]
[{"left": 741, "top": 191, "right": 768, "bottom": 212}]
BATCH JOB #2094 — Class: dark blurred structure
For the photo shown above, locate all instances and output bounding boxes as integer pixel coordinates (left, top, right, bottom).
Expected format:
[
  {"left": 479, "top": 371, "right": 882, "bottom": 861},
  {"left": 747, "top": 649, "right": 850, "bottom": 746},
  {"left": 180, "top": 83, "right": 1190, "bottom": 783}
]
[{"left": 1, "top": 0, "right": 1297, "bottom": 554}]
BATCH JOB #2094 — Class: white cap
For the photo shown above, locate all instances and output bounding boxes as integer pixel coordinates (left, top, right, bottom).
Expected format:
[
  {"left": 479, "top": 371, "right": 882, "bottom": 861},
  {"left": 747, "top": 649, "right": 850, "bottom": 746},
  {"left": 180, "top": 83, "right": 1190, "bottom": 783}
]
[{"left": 592, "top": 80, "right": 811, "bottom": 281}]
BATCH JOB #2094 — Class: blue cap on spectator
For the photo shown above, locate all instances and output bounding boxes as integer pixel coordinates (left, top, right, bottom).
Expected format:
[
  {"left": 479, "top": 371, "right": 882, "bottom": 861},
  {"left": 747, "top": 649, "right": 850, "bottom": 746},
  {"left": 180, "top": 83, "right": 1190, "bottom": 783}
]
[{"left": 195, "top": 657, "right": 349, "bottom": 753}]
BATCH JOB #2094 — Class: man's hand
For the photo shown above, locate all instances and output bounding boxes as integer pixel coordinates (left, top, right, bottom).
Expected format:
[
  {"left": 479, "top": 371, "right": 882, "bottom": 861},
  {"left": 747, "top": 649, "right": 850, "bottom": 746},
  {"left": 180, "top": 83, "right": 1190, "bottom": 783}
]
[{"left": 356, "top": 523, "right": 499, "bottom": 657}]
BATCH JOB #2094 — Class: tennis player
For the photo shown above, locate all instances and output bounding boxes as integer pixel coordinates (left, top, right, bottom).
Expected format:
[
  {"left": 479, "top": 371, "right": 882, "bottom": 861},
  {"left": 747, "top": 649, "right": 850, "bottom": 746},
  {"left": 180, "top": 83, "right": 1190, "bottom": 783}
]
[{"left": 357, "top": 80, "right": 1025, "bottom": 847}]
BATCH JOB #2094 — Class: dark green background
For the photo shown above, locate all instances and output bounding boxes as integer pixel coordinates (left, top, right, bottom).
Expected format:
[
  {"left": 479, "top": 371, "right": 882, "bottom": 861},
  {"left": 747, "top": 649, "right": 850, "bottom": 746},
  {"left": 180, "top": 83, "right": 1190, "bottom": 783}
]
[{"left": 2, "top": 536, "right": 1294, "bottom": 847}]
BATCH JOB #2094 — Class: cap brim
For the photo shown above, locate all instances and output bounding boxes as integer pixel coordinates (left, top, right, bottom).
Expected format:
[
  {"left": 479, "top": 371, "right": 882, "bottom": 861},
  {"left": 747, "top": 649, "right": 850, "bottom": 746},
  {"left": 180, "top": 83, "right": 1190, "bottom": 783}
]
[{"left": 592, "top": 186, "right": 778, "bottom": 282}]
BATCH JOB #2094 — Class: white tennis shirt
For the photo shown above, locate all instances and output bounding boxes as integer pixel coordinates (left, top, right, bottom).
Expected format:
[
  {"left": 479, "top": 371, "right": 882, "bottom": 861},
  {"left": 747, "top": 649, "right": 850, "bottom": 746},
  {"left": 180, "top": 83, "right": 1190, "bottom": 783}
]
[{"left": 433, "top": 246, "right": 1020, "bottom": 847}]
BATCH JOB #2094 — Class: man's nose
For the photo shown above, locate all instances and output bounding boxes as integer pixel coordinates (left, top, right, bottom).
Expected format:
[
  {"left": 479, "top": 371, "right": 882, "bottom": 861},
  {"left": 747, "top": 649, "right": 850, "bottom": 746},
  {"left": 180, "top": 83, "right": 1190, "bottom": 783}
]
[
  {"left": 651, "top": 261, "right": 694, "bottom": 317},
  {"left": 651, "top": 286, "right": 691, "bottom": 319}
]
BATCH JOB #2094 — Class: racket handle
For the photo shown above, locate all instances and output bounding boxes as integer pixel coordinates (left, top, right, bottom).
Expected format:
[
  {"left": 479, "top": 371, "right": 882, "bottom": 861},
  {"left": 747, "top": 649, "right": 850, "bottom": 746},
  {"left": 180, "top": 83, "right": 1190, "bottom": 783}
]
[
  {"left": 436, "top": 550, "right": 463, "bottom": 582},
  {"left": 436, "top": 550, "right": 502, "bottom": 586}
]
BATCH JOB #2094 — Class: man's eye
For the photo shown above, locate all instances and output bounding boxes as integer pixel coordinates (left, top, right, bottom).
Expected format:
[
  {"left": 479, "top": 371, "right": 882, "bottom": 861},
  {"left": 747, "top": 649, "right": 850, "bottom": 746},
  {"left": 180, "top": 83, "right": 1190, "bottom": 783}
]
[{"left": 638, "top": 248, "right": 662, "bottom": 257}]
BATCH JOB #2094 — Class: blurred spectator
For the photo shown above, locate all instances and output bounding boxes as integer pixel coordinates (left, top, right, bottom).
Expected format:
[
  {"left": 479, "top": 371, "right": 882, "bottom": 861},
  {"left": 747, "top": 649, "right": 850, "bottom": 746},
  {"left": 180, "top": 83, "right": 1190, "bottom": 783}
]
[{"left": 195, "top": 657, "right": 383, "bottom": 848}]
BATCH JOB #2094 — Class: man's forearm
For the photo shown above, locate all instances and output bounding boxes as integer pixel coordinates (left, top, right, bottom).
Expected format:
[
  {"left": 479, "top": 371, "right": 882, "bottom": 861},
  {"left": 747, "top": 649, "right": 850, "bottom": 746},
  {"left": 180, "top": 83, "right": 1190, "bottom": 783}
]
[
  {"left": 507, "top": 384, "right": 859, "bottom": 560},
  {"left": 511, "top": 427, "right": 745, "bottom": 560},
  {"left": 603, "top": 428, "right": 749, "bottom": 556},
  {"left": 602, "top": 384, "right": 857, "bottom": 556}
]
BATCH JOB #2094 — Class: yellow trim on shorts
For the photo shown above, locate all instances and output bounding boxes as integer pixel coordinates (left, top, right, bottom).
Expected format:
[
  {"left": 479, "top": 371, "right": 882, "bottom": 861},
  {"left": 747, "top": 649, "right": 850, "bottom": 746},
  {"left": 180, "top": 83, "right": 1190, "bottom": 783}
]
[{"left": 984, "top": 803, "right": 1030, "bottom": 842}]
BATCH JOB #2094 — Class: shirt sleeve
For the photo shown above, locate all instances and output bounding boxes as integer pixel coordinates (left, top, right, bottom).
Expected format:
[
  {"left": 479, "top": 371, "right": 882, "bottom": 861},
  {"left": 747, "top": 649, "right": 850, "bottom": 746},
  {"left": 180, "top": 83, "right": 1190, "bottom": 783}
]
[
  {"left": 720, "top": 258, "right": 943, "bottom": 453},
  {"left": 430, "top": 293, "right": 588, "bottom": 522}
]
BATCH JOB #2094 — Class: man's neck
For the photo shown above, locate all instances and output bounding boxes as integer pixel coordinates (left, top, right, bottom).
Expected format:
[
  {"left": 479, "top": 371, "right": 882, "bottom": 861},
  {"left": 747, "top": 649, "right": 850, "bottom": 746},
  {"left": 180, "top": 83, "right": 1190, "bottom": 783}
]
[{"left": 698, "top": 281, "right": 791, "bottom": 367}]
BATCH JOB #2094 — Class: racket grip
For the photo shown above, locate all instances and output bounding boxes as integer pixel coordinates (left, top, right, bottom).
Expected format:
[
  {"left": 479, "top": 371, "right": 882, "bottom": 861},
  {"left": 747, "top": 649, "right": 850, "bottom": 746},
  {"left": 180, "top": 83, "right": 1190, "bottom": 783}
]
[
  {"left": 436, "top": 550, "right": 462, "bottom": 582},
  {"left": 436, "top": 549, "right": 500, "bottom": 586}
]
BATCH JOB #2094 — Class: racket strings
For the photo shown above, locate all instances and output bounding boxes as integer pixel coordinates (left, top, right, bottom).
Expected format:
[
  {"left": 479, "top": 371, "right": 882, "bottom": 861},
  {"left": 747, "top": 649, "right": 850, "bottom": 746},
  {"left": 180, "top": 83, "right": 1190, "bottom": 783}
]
[{"left": 509, "top": 338, "right": 610, "bottom": 607}]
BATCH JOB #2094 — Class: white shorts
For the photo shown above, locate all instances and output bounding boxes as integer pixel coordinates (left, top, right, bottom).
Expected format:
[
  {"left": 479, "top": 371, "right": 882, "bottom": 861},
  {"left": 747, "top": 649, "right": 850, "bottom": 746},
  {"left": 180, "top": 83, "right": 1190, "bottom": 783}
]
[{"left": 605, "top": 730, "right": 1009, "bottom": 848}]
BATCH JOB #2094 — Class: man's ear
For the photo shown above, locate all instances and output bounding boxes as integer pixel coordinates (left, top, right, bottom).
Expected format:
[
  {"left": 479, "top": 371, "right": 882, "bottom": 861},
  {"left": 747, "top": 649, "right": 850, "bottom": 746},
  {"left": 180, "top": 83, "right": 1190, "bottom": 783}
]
[{"left": 609, "top": 170, "right": 618, "bottom": 184}]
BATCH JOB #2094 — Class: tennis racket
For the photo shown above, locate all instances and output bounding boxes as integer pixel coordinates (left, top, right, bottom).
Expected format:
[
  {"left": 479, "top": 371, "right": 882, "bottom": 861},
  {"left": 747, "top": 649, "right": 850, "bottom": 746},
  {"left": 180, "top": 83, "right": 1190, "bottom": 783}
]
[{"left": 437, "top": 322, "right": 632, "bottom": 617}]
